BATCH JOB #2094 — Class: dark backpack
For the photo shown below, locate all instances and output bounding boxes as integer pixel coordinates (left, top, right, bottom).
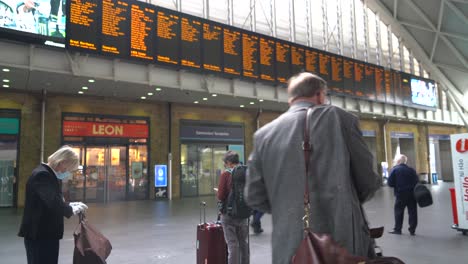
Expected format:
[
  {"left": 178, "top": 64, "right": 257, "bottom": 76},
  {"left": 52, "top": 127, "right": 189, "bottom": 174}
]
[
  {"left": 226, "top": 165, "right": 252, "bottom": 219},
  {"left": 414, "top": 183, "right": 433, "bottom": 207}
]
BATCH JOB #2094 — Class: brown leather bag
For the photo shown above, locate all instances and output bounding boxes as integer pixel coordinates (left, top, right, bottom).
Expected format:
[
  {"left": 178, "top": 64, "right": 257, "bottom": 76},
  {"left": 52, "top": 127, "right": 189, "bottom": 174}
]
[
  {"left": 291, "top": 107, "right": 404, "bottom": 264},
  {"left": 73, "top": 213, "right": 112, "bottom": 264}
]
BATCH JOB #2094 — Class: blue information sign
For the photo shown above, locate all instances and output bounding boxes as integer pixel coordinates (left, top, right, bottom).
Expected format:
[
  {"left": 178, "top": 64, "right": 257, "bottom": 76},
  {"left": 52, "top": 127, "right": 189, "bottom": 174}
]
[{"left": 154, "top": 165, "right": 167, "bottom": 187}]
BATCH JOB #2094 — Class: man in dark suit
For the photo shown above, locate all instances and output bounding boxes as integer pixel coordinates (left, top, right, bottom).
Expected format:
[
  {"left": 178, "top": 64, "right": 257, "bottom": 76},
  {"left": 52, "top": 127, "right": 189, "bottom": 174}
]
[
  {"left": 388, "top": 154, "right": 419, "bottom": 235},
  {"left": 18, "top": 146, "right": 88, "bottom": 264}
]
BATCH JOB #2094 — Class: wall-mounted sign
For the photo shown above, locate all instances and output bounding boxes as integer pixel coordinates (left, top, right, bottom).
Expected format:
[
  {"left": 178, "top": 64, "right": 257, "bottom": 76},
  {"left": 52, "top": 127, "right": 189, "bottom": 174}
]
[
  {"left": 63, "top": 121, "right": 149, "bottom": 138},
  {"left": 429, "top": 134, "right": 451, "bottom": 141},
  {"left": 362, "top": 130, "right": 376, "bottom": 137},
  {"left": 450, "top": 133, "right": 468, "bottom": 230},
  {"left": 390, "top": 132, "right": 414, "bottom": 139},
  {"left": 154, "top": 164, "right": 167, "bottom": 187},
  {"left": 180, "top": 122, "right": 244, "bottom": 143},
  {"left": 0, "top": 118, "right": 19, "bottom": 134}
]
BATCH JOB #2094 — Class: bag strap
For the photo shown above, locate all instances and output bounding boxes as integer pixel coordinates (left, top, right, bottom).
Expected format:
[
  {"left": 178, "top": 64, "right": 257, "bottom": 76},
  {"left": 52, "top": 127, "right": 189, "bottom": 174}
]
[{"left": 302, "top": 107, "right": 314, "bottom": 229}]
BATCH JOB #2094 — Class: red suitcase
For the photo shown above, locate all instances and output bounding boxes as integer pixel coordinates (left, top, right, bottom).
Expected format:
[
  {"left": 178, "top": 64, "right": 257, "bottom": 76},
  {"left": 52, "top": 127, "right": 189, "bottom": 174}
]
[{"left": 196, "top": 202, "right": 227, "bottom": 264}]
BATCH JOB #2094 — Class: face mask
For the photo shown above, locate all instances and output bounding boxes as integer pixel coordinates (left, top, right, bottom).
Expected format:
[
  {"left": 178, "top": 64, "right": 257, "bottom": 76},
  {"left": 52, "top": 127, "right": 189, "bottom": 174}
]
[
  {"left": 226, "top": 167, "right": 233, "bottom": 173},
  {"left": 56, "top": 171, "right": 71, "bottom": 180}
]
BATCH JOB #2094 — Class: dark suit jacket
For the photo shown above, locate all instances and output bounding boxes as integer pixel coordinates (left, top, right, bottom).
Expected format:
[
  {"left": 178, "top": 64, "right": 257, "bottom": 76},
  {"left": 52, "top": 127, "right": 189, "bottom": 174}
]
[
  {"left": 18, "top": 163, "right": 74, "bottom": 240},
  {"left": 388, "top": 164, "right": 419, "bottom": 195}
]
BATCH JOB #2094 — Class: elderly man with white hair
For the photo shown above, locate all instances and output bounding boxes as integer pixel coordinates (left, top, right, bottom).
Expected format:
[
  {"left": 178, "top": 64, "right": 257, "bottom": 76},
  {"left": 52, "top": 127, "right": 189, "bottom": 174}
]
[{"left": 388, "top": 154, "right": 419, "bottom": 235}]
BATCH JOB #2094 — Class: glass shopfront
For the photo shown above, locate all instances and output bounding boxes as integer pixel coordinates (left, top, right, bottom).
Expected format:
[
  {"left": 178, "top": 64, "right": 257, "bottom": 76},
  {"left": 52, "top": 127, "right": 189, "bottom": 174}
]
[
  {"left": 62, "top": 114, "right": 149, "bottom": 203},
  {"left": 390, "top": 132, "right": 416, "bottom": 168},
  {"left": 179, "top": 120, "right": 244, "bottom": 197},
  {"left": 0, "top": 112, "right": 20, "bottom": 207}
]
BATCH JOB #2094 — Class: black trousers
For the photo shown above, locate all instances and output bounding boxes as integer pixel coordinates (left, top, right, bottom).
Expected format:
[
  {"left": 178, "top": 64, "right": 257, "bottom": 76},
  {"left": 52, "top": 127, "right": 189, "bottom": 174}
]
[
  {"left": 24, "top": 238, "right": 59, "bottom": 264},
  {"left": 394, "top": 191, "right": 418, "bottom": 233}
]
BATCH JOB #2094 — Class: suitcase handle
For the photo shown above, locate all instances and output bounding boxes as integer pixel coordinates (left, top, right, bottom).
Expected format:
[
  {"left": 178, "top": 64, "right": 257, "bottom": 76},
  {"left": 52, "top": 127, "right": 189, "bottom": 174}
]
[{"left": 200, "top": 201, "right": 206, "bottom": 224}]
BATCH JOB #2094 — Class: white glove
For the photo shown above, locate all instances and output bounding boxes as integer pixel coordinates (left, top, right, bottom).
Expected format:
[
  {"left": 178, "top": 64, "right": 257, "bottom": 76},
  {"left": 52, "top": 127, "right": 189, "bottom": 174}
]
[{"left": 70, "top": 202, "right": 88, "bottom": 215}]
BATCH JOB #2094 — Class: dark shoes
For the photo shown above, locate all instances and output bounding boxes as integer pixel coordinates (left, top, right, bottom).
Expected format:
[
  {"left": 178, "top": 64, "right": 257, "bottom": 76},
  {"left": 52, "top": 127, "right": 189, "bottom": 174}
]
[
  {"left": 388, "top": 230, "right": 402, "bottom": 235},
  {"left": 251, "top": 222, "right": 263, "bottom": 234},
  {"left": 409, "top": 229, "right": 416, "bottom": 236}
]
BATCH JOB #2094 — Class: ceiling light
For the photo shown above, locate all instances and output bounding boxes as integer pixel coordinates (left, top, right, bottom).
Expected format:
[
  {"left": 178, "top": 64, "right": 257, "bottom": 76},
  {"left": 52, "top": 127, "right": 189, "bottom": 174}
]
[
  {"left": 3, "top": 79, "right": 9, "bottom": 83},
  {"left": 259, "top": 99, "right": 264, "bottom": 102},
  {"left": 203, "top": 97, "right": 208, "bottom": 101},
  {"left": 82, "top": 86, "right": 88, "bottom": 90},
  {"left": 397, "top": 118, "right": 402, "bottom": 121},
  {"left": 212, "top": 94, "right": 217, "bottom": 97},
  {"left": 155, "top": 87, "right": 162, "bottom": 91},
  {"left": 148, "top": 92, "right": 153, "bottom": 96},
  {"left": 3, "top": 84, "right": 9, "bottom": 88},
  {"left": 141, "top": 96, "right": 146, "bottom": 99},
  {"left": 78, "top": 91, "right": 84, "bottom": 94},
  {"left": 88, "top": 79, "right": 95, "bottom": 83},
  {"left": 372, "top": 116, "right": 376, "bottom": 119},
  {"left": 2, "top": 68, "right": 10, "bottom": 72},
  {"left": 249, "top": 102, "right": 254, "bottom": 105},
  {"left": 240, "top": 105, "right": 245, "bottom": 108},
  {"left": 194, "top": 101, "right": 199, "bottom": 104}
]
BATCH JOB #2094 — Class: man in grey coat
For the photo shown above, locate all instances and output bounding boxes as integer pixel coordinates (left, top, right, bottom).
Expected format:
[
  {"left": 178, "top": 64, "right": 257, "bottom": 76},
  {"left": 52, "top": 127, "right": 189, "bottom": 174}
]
[{"left": 245, "top": 72, "right": 381, "bottom": 264}]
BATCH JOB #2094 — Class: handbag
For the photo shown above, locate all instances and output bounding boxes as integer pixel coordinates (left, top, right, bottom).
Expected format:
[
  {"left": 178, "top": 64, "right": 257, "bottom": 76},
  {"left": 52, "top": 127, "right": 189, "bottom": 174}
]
[
  {"left": 291, "top": 107, "right": 405, "bottom": 264},
  {"left": 73, "top": 213, "right": 112, "bottom": 264},
  {"left": 414, "top": 183, "right": 433, "bottom": 207}
]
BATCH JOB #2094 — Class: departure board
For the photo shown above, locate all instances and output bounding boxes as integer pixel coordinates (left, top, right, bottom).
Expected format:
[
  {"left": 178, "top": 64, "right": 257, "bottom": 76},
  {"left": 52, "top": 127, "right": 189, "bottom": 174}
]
[
  {"left": 393, "top": 71, "right": 403, "bottom": 105},
  {"left": 156, "top": 8, "right": 179, "bottom": 65},
  {"left": 101, "top": 0, "right": 130, "bottom": 56},
  {"left": 180, "top": 15, "right": 202, "bottom": 69},
  {"left": 375, "top": 66, "right": 386, "bottom": 102},
  {"left": 384, "top": 70, "right": 394, "bottom": 104},
  {"left": 242, "top": 33, "right": 259, "bottom": 79},
  {"left": 400, "top": 73, "right": 412, "bottom": 105},
  {"left": 343, "top": 58, "right": 354, "bottom": 96},
  {"left": 259, "top": 37, "right": 275, "bottom": 81},
  {"left": 319, "top": 53, "right": 331, "bottom": 82},
  {"left": 68, "top": 0, "right": 100, "bottom": 51},
  {"left": 276, "top": 41, "right": 291, "bottom": 83},
  {"left": 305, "top": 49, "right": 319, "bottom": 74},
  {"left": 330, "top": 55, "right": 343, "bottom": 94},
  {"left": 130, "top": 3, "right": 155, "bottom": 60},
  {"left": 223, "top": 28, "right": 242, "bottom": 75},
  {"left": 354, "top": 61, "right": 365, "bottom": 97},
  {"left": 364, "top": 65, "right": 376, "bottom": 100},
  {"left": 291, "top": 45, "right": 305, "bottom": 75},
  {"left": 202, "top": 22, "right": 223, "bottom": 72}
]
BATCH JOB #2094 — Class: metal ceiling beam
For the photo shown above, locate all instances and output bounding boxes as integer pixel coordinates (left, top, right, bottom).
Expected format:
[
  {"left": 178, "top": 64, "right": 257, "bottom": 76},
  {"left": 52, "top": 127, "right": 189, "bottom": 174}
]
[
  {"left": 446, "top": 0, "right": 468, "bottom": 25},
  {"left": 400, "top": 21, "right": 468, "bottom": 41},
  {"left": 436, "top": 62, "right": 468, "bottom": 73},
  {"left": 430, "top": 0, "right": 445, "bottom": 61},
  {"left": 393, "top": 0, "right": 398, "bottom": 19}
]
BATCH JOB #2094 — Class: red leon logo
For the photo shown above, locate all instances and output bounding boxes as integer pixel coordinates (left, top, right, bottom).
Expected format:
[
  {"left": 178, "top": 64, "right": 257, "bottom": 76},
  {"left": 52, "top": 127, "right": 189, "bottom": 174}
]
[{"left": 456, "top": 139, "right": 468, "bottom": 153}]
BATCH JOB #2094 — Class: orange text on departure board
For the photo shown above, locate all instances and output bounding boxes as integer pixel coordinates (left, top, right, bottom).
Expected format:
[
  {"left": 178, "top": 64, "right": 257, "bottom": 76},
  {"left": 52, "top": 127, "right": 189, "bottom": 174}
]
[
  {"left": 276, "top": 42, "right": 289, "bottom": 63},
  {"left": 384, "top": 70, "right": 392, "bottom": 99},
  {"left": 70, "top": 0, "right": 97, "bottom": 27},
  {"left": 202, "top": 24, "right": 222, "bottom": 72},
  {"left": 130, "top": 4, "right": 154, "bottom": 60},
  {"left": 305, "top": 50, "right": 318, "bottom": 73},
  {"left": 319, "top": 53, "right": 330, "bottom": 76},
  {"left": 354, "top": 63, "right": 364, "bottom": 96},
  {"left": 375, "top": 67, "right": 384, "bottom": 100},
  {"left": 181, "top": 17, "right": 201, "bottom": 68},
  {"left": 291, "top": 46, "right": 304, "bottom": 66},
  {"left": 259, "top": 38, "right": 274, "bottom": 81},
  {"left": 157, "top": 11, "right": 179, "bottom": 64},
  {"left": 343, "top": 59, "right": 354, "bottom": 94},
  {"left": 242, "top": 34, "right": 258, "bottom": 78},
  {"left": 102, "top": 0, "right": 127, "bottom": 37},
  {"left": 331, "top": 56, "right": 342, "bottom": 82},
  {"left": 224, "top": 29, "right": 240, "bottom": 56}
]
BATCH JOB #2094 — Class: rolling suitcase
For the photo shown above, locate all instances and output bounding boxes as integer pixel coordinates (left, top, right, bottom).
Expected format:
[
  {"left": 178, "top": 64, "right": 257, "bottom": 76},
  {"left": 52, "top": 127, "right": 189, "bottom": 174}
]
[{"left": 196, "top": 202, "right": 227, "bottom": 264}]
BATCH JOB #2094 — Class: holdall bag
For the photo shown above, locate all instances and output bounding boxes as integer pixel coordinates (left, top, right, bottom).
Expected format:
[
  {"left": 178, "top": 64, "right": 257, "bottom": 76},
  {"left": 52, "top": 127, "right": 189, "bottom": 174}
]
[
  {"left": 73, "top": 213, "right": 112, "bottom": 264},
  {"left": 414, "top": 183, "right": 433, "bottom": 207},
  {"left": 291, "top": 107, "right": 405, "bottom": 264}
]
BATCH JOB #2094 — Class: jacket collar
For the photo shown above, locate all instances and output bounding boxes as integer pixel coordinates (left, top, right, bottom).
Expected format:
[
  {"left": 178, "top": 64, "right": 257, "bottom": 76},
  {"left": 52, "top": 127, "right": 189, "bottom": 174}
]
[
  {"left": 287, "top": 101, "right": 316, "bottom": 113},
  {"left": 41, "top": 162, "right": 58, "bottom": 177}
]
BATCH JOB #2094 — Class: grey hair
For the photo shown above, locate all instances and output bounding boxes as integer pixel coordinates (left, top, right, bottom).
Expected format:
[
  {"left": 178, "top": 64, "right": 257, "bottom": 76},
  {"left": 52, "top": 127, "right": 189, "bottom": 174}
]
[
  {"left": 394, "top": 154, "right": 408, "bottom": 165},
  {"left": 47, "top": 145, "right": 79, "bottom": 171},
  {"left": 287, "top": 72, "right": 327, "bottom": 101},
  {"left": 223, "top": 150, "right": 239, "bottom": 164}
]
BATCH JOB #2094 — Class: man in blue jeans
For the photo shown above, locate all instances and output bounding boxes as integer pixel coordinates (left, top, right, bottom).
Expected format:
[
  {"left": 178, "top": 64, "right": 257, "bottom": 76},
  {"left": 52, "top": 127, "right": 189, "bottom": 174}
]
[{"left": 388, "top": 154, "right": 419, "bottom": 235}]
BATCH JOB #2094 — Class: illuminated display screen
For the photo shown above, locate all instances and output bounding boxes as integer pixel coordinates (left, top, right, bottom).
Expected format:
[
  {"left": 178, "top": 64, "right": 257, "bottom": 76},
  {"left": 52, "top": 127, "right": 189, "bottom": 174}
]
[
  {"left": 276, "top": 41, "right": 291, "bottom": 84},
  {"left": 202, "top": 22, "right": 222, "bottom": 72},
  {"left": 259, "top": 37, "right": 275, "bottom": 81},
  {"left": 291, "top": 45, "right": 305, "bottom": 76},
  {"left": 63, "top": 0, "right": 437, "bottom": 109},
  {"left": 410, "top": 78, "right": 437, "bottom": 108},
  {"left": 223, "top": 27, "right": 242, "bottom": 76},
  {"left": 242, "top": 32, "right": 259, "bottom": 79},
  {"left": 156, "top": 8, "right": 179, "bottom": 65},
  {"left": 180, "top": 15, "right": 201, "bottom": 69},
  {"left": 1, "top": 0, "right": 68, "bottom": 43}
]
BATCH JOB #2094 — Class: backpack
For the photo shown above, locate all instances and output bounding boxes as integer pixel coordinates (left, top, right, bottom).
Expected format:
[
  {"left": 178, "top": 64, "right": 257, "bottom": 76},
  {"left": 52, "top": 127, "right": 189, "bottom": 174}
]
[
  {"left": 225, "top": 165, "right": 252, "bottom": 219},
  {"left": 414, "top": 183, "right": 433, "bottom": 207}
]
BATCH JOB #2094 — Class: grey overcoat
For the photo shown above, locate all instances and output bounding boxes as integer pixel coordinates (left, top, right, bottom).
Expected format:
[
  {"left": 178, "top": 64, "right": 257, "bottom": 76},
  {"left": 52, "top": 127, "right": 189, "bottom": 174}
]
[{"left": 245, "top": 101, "right": 381, "bottom": 264}]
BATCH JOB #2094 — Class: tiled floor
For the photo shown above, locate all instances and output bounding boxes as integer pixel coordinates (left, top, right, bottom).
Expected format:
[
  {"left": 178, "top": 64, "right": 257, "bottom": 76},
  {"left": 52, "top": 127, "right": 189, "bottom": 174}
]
[{"left": 1, "top": 182, "right": 467, "bottom": 263}]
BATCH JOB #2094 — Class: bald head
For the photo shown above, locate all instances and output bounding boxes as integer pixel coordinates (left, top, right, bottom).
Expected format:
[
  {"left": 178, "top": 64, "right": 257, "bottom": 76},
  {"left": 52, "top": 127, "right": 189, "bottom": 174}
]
[{"left": 287, "top": 72, "right": 328, "bottom": 104}]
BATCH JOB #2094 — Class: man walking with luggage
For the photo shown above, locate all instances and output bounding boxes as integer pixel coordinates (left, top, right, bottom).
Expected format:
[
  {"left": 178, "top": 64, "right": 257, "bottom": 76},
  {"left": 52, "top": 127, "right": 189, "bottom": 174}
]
[
  {"left": 388, "top": 154, "right": 419, "bottom": 235},
  {"left": 217, "top": 151, "right": 250, "bottom": 264}
]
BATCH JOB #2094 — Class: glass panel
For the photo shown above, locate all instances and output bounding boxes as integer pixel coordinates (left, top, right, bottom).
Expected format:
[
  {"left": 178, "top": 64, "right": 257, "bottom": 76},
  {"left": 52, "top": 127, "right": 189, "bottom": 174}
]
[
  {"left": 198, "top": 146, "right": 213, "bottom": 195},
  {"left": 108, "top": 147, "right": 127, "bottom": 201},
  {"left": 255, "top": 0, "right": 272, "bottom": 35},
  {"left": 129, "top": 145, "right": 148, "bottom": 200},
  {"left": 213, "top": 146, "right": 227, "bottom": 188},
  {"left": 0, "top": 141, "right": 17, "bottom": 207},
  {"left": 209, "top": 0, "right": 228, "bottom": 23},
  {"left": 181, "top": 144, "right": 198, "bottom": 196},
  {"left": 64, "top": 146, "right": 85, "bottom": 202},
  {"left": 85, "top": 147, "right": 106, "bottom": 202},
  {"left": 293, "top": 0, "right": 307, "bottom": 45},
  {"left": 276, "top": 0, "right": 290, "bottom": 41},
  {"left": 181, "top": 0, "right": 203, "bottom": 17},
  {"left": 233, "top": 0, "right": 251, "bottom": 29}
]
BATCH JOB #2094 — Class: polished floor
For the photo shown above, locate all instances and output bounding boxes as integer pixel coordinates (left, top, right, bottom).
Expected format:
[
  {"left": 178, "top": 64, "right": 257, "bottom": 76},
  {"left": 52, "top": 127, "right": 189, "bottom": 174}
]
[{"left": 1, "top": 182, "right": 467, "bottom": 264}]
